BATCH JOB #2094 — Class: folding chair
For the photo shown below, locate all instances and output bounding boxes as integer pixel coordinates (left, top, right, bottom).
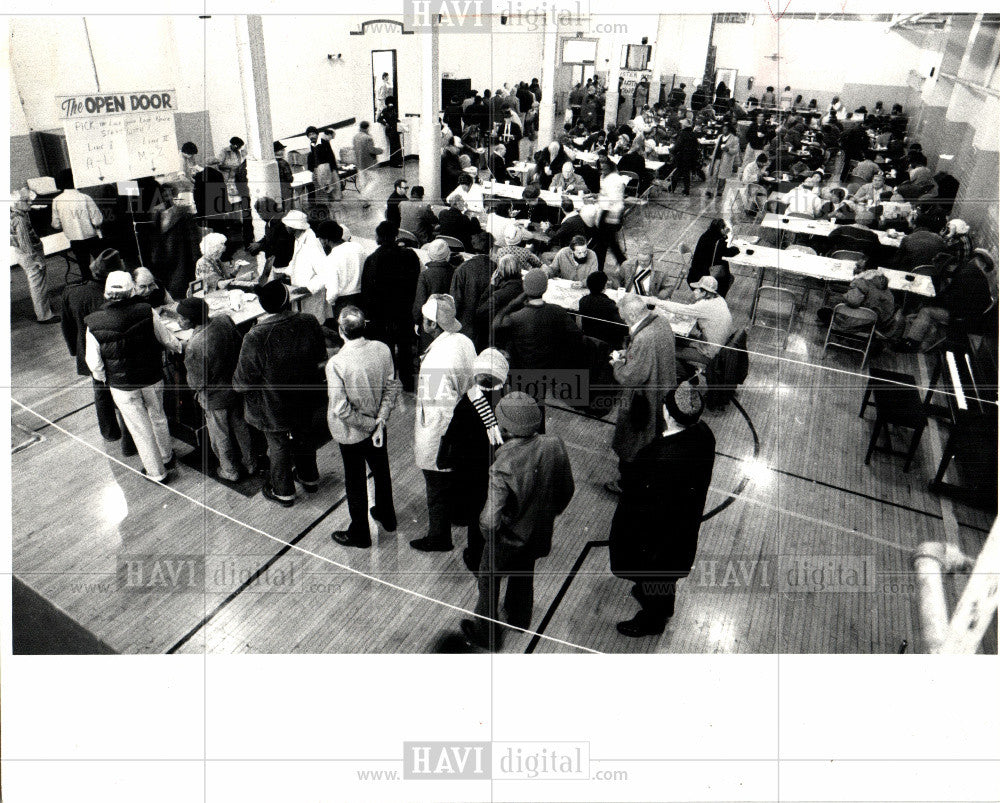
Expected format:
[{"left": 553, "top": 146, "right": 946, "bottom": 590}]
[
  {"left": 437, "top": 235, "right": 465, "bottom": 252},
  {"left": 396, "top": 228, "right": 419, "bottom": 247},
  {"left": 751, "top": 285, "right": 800, "bottom": 349},
  {"left": 822, "top": 304, "right": 878, "bottom": 366}
]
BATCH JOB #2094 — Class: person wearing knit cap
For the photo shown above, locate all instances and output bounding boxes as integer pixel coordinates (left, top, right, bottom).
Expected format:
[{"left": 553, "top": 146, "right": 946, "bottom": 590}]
[
  {"left": 176, "top": 297, "right": 257, "bottom": 482},
  {"left": 609, "top": 379, "right": 716, "bottom": 637},
  {"left": 327, "top": 305, "right": 401, "bottom": 547},
  {"left": 413, "top": 239, "right": 458, "bottom": 353},
  {"left": 460, "top": 391, "right": 575, "bottom": 650},
  {"left": 361, "top": 219, "right": 421, "bottom": 392},
  {"left": 495, "top": 224, "right": 543, "bottom": 273},
  {"left": 437, "top": 347, "right": 510, "bottom": 572},
  {"left": 894, "top": 247, "right": 996, "bottom": 352},
  {"left": 233, "top": 279, "right": 328, "bottom": 506},
  {"left": 84, "top": 271, "right": 181, "bottom": 483},
  {"left": 491, "top": 268, "right": 586, "bottom": 434},
  {"left": 59, "top": 247, "right": 135, "bottom": 455},
  {"left": 411, "top": 294, "right": 477, "bottom": 552}
]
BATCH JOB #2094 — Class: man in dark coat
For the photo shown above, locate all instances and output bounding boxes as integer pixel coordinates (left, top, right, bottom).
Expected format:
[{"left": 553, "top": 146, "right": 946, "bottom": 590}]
[
  {"left": 361, "top": 220, "right": 421, "bottom": 391},
  {"left": 60, "top": 249, "right": 135, "bottom": 455},
  {"left": 487, "top": 144, "right": 512, "bottom": 184},
  {"left": 441, "top": 145, "right": 465, "bottom": 200},
  {"left": 578, "top": 270, "right": 625, "bottom": 349},
  {"left": 385, "top": 179, "right": 409, "bottom": 226},
  {"left": 669, "top": 120, "right": 701, "bottom": 195},
  {"left": 150, "top": 182, "right": 200, "bottom": 299},
  {"left": 437, "top": 348, "right": 509, "bottom": 573},
  {"left": 610, "top": 380, "right": 716, "bottom": 637},
  {"left": 246, "top": 196, "right": 294, "bottom": 270},
  {"left": 177, "top": 297, "right": 257, "bottom": 482},
  {"left": 233, "top": 280, "right": 328, "bottom": 506},
  {"left": 449, "top": 232, "right": 495, "bottom": 335},
  {"left": 546, "top": 199, "right": 592, "bottom": 251},
  {"left": 376, "top": 96, "right": 403, "bottom": 167},
  {"left": 892, "top": 213, "right": 946, "bottom": 271},
  {"left": 412, "top": 239, "right": 457, "bottom": 352},
  {"left": 436, "top": 196, "right": 482, "bottom": 250},
  {"left": 461, "top": 391, "right": 575, "bottom": 650}
]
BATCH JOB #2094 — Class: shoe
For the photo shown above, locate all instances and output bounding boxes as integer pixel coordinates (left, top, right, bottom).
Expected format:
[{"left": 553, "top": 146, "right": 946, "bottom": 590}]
[
  {"left": 141, "top": 468, "right": 170, "bottom": 484},
  {"left": 163, "top": 453, "right": 176, "bottom": 471},
  {"left": 38, "top": 316, "right": 61, "bottom": 325},
  {"left": 604, "top": 480, "right": 622, "bottom": 495},
  {"left": 261, "top": 482, "right": 294, "bottom": 507},
  {"left": 460, "top": 619, "right": 491, "bottom": 650},
  {"left": 705, "top": 191, "right": 714, "bottom": 198},
  {"left": 409, "top": 536, "right": 454, "bottom": 552},
  {"left": 292, "top": 471, "right": 319, "bottom": 493},
  {"left": 616, "top": 613, "right": 665, "bottom": 638},
  {"left": 462, "top": 548, "right": 481, "bottom": 573},
  {"left": 120, "top": 440, "right": 138, "bottom": 457},
  {"left": 332, "top": 530, "right": 372, "bottom": 548},
  {"left": 216, "top": 467, "right": 240, "bottom": 482},
  {"left": 370, "top": 507, "right": 397, "bottom": 534}
]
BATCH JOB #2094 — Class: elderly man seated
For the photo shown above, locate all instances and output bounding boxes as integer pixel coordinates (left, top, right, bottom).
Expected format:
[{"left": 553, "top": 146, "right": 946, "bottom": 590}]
[
  {"left": 657, "top": 275, "right": 734, "bottom": 369},
  {"left": 549, "top": 161, "right": 589, "bottom": 194},
  {"left": 445, "top": 173, "right": 485, "bottom": 214},
  {"left": 605, "top": 242, "right": 671, "bottom": 298},
  {"left": 852, "top": 172, "right": 888, "bottom": 206},
  {"left": 816, "top": 268, "right": 900, "bottom": 337},
  {"left": 781, "top": 172, "right": 825, "bottom": 217},
  {"left": 547, "top": 235, "right": 599, "bottom": 284},
  {"left": 133, "top": 267, "right": 175, "bottom": 309}
]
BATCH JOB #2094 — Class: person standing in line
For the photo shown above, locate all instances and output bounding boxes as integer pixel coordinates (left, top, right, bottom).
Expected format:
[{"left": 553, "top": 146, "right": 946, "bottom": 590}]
[
  {"left": 351, "top": 121, "right": 384, "bottom": 207},
  {"left": 60, "top": 249, "right": 135, "bottom": 456},
  {"left": 605, "top": 293, "right": 677, "bottom": 495},
  {"left": 272, "top": 141, "right": 295, "bottom": 211},
  {"left": 411, "top": 294, "right": 476, "bottom": 553},
  {"left": 460, "top": 391, "right": 575, "bottom": 651},
  {"left": 326, "top": 305, "right": 401, "bottom": 548},
  {"left": 84, "top": 271, "right": 181, "bottom": 482},
  {"left": 176, "top": 297, "right": 257, "bottom": 482},
  {"left": 437, "top": 348, "right": 510, "bottom": 573},
  {"left": 317, "top": 221, "right": 366, "bottom": 333},
  {"left": 305, "top": 126, "right": 340, "bottom": 218},
  {"left": 212, "top": 136, "right": 246, "bottom": 181},
  {"left": 377, "top": 96, "right": 404, "bottom": 168},
  {"left": 233, "top": 280, "right": 328, "bottom": 507},
  {"left": 361, "top": 220, "right": 421, "bottom": 392},
  {"left": 610, "top": 380, "right": 716, "bottom": 637},
  {"left": 278, "top": 209, "right": 330, "bottom": 323},
  {"left": 50, "top": 169, "right": 103, "bottom": 282},
  {"left": 11, "top": 187, "right": 58, "bottom": 323}
]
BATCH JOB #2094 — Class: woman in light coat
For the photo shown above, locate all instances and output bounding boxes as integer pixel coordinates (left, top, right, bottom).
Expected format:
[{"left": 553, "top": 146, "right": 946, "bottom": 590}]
[{"left": 707, "top": 123, "right": 741, "bottom": 199}]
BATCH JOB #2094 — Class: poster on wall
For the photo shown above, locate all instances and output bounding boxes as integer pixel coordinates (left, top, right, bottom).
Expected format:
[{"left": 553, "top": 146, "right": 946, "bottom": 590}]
[
  {"left": 56, "top": 89, "right": 179, "bottom": 187},
  {"left": 619, "top": 69, "right": 652, "bottom": 96}
]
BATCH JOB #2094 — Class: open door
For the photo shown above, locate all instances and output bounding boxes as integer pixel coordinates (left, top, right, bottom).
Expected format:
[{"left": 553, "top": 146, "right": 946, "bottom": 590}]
[{"left": 372, "top": 50, "right": 398, "bottom": 121}]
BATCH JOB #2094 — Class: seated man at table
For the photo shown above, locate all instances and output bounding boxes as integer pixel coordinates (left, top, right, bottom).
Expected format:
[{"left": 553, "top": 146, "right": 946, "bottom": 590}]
[
  {"left": 606, "top": 242, "right": 670, "bottom": 298},
  {"left": 487, "top": 143, "right": 513, "bottom": 184},
  {"left": 446, "top": 173, "right": 485, "bottom": 215},
  {"left": 549, "top": 161, "right": 589, "bottom": 194},
  {"left": 893, "top": 249, "right": 996, "bottom": 352},
  {"left": 852, "top": 172, "right": 888, "bottom": 206},
  {"left": 892, "top": 212, "right": 946, "bottom": 272},
  {"left": 657, "top": 275, "right": 734, "bottom": 369},
  {"left": 177, "top": 296, "right": 257, "bottom": 482},
  {"left": 579, "top": 270, "right": 625, "bottom": 350},
  {"left": 133, "top": 267, "right": 175, "bottom": 309},
  {"left": 827, "top": 207, "right": 881, "bottom": 257},
  {"left": 877, "top": 192, "right": 913, "bottom": 233},
  {"left": 782, "top": 172, "right": 825, "bottom": 218},
  {"left": 548, "top": 235, "right": 599, "bottom": 283},
  {"left": 816, "top": 269, "right": 900, "bottom": 337},
  {"left": 849, "top": 156, "right": 881, "bottom": 187},
  {"left": 398, "top": 185, "right": 438, "bottom": 245},
  {"left": 817, "top": 188, "right": 855, "bottom": 223},
  {"left": 513, "top": 183, "right": 557, "bottom": 228},
  {"left": 546, "top": 199, "right": 591, "bottom": 251},
  {"left": 495, "top": 225, "right": 543, "bottom": 273},
  {"left": 437, "top": 195, "right": 482, "bottom": 251},
  {"left": 617, "top": 138, "right": 652, "bottom": 195}
]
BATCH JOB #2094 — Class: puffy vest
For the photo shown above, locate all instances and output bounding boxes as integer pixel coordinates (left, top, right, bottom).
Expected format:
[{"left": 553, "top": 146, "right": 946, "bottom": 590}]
[{"left": 85, "top": 297, "right": 163, "bottom": 390}]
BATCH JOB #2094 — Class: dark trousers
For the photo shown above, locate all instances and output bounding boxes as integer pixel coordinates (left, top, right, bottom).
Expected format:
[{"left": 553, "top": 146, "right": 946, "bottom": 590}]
[
  {"left": 470, "top": 545, "right": 537, "bottom": 650},
  {"left": 670, "top": 165, "right": 692, "bottom": 194},
  {"left": 593, "top": 219, "right": 627, "bottom": 270},
  {"left": 386, "top": 131, "right": 403, "bottom": 167},
  {"left": 422, "top": 469, "right": 455, "bottom": 543},
  {"left": 70, "top": 238, "right": 100, "bottom": 282},
  {"left": 239, "top": 196, "right": 253, "bottom": 247},
  {"left": 264, "top": 427, "right": 318, "bottom": 498},
  {"left": 373, "top": 321, "right": 415, "bottom": 392},
  {"left": 93, "top": 378, "right": 135, "bottom": 454},
  {"left": 633, "top": 578, "right": 677, "bottom": 626},
  {"left": 339, "top": 435, "right": 396, "bottom": 539}
]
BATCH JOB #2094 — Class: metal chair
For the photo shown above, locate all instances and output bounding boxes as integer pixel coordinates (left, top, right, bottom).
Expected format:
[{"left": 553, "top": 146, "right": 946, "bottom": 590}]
[
  {"left": 822, "top": 304, "right": 878, "bottom": 366},
  {"left": 785, "top": 244, "right": 816, "bottom": 255},
  {"left": 752, "top": 285, "right": 800, "bottom": 348},
  {"left": 763, "top": 199, "right": 788, "bottom": 216},
  {"left": 830, "top": 249, "right": 867, "bottom": 265},
  {"left": 396, "top": 228, "right": 419, "bottom": 247}
]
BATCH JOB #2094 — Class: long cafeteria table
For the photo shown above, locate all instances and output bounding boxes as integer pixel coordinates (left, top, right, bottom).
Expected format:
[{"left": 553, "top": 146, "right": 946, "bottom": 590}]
[{"left": 759, "top": 212, "right": 904, "bottom": 248}]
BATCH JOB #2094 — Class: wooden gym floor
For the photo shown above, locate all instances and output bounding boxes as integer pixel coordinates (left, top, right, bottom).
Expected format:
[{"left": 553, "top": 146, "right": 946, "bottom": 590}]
[{"left": 9, "top": 163, "right": 996, "bottom": 654}]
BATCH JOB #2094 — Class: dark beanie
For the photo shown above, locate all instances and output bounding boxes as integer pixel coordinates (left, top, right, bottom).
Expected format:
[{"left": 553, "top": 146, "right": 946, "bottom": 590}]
[
  {"left": 665, "top": 379, "right": 705, "bottom": 427},
  {"left": 255, "top": 279, "right": 291, "bottom": 313},
  {"left": 176, "top": 296, "right": 209, "bottom": 326},
  {"left": 376, "top": 219, "right": 399, "bottom": 244},
  {"left": 317, "top": 220, "right": 343, "bottom": 242},
  {"left": 523, "top": 268, "right": 548, "bottom": 299}
]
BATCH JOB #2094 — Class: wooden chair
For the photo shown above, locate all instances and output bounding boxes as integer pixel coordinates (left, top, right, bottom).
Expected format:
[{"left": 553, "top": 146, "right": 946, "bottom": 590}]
[
  {"left": 752, "top": 285, "right": 800, "bottom": 348},
  {"left": 822, "top": 303, "right": 878, "bottom": 366}
]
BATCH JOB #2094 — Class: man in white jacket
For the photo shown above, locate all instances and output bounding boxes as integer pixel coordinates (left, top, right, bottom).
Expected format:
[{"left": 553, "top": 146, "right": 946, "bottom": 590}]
[
  {"left": 411, "top": 293, "right": 476, "bottom": 552},
  {"left": 277, "top": 210, "right": 329, "bottom": 322}
]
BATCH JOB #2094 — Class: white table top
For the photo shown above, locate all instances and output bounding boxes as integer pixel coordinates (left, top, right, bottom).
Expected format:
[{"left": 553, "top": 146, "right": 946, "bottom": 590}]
[
  {"left": 482, "top": 180, "right": 586, "bottom": 209},
  {"left": 543, "top": 278, "right": 697, "bottom": 337},
  {"left": 729, "top": 241, "right": 935, "bottom": 297},
  {"left": 567, "top": 148, "right": 664, "bottom": 172},
  {"left": 760, "top": 212, "right": 903, "bottom": 248},
  {"left": 291, "top": 171, "right": 312, "bottom": 188}
]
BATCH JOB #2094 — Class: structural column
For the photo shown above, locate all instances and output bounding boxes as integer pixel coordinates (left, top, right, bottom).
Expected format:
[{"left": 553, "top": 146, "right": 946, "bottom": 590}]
[
  {"left": 419, "top": 16, "right": 442, "bottom": 201},
  {"left": 234, "top": 14, "right": 280, "bottom": 237},
  {"left": 604, "top": 38, "right": 623, "bottom": 130},
  {"left": 537, "top": 18, "right": 559, "bottom": 146}
]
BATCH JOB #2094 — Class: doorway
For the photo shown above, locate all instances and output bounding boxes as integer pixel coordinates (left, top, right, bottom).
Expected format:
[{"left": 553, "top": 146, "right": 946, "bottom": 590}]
[{"left": 372, "top": 50, "right": 398, "bottom": 121}]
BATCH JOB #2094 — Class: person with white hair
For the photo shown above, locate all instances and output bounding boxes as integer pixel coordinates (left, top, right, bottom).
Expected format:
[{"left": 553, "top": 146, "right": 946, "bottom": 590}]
[
  {"left": 195, "top": 232, "right": 239, "bottom": 291},
  {"left": 84, "top": 271, "right": 180, "bottom": 483},
  {"left": 943, "top": 218, "right": 974, "bottom": 268}
]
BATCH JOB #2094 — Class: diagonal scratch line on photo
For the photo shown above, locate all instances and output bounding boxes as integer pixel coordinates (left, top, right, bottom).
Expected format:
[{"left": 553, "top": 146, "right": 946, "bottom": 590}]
[{"left": 11, "top": 397, "right": 603, "bottom": 655}]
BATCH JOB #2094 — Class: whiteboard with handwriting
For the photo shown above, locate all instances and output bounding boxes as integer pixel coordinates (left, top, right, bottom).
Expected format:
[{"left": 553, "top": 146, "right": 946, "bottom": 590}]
[{"left": 62, "top": 109, "right": 179, "bottom": 188}]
